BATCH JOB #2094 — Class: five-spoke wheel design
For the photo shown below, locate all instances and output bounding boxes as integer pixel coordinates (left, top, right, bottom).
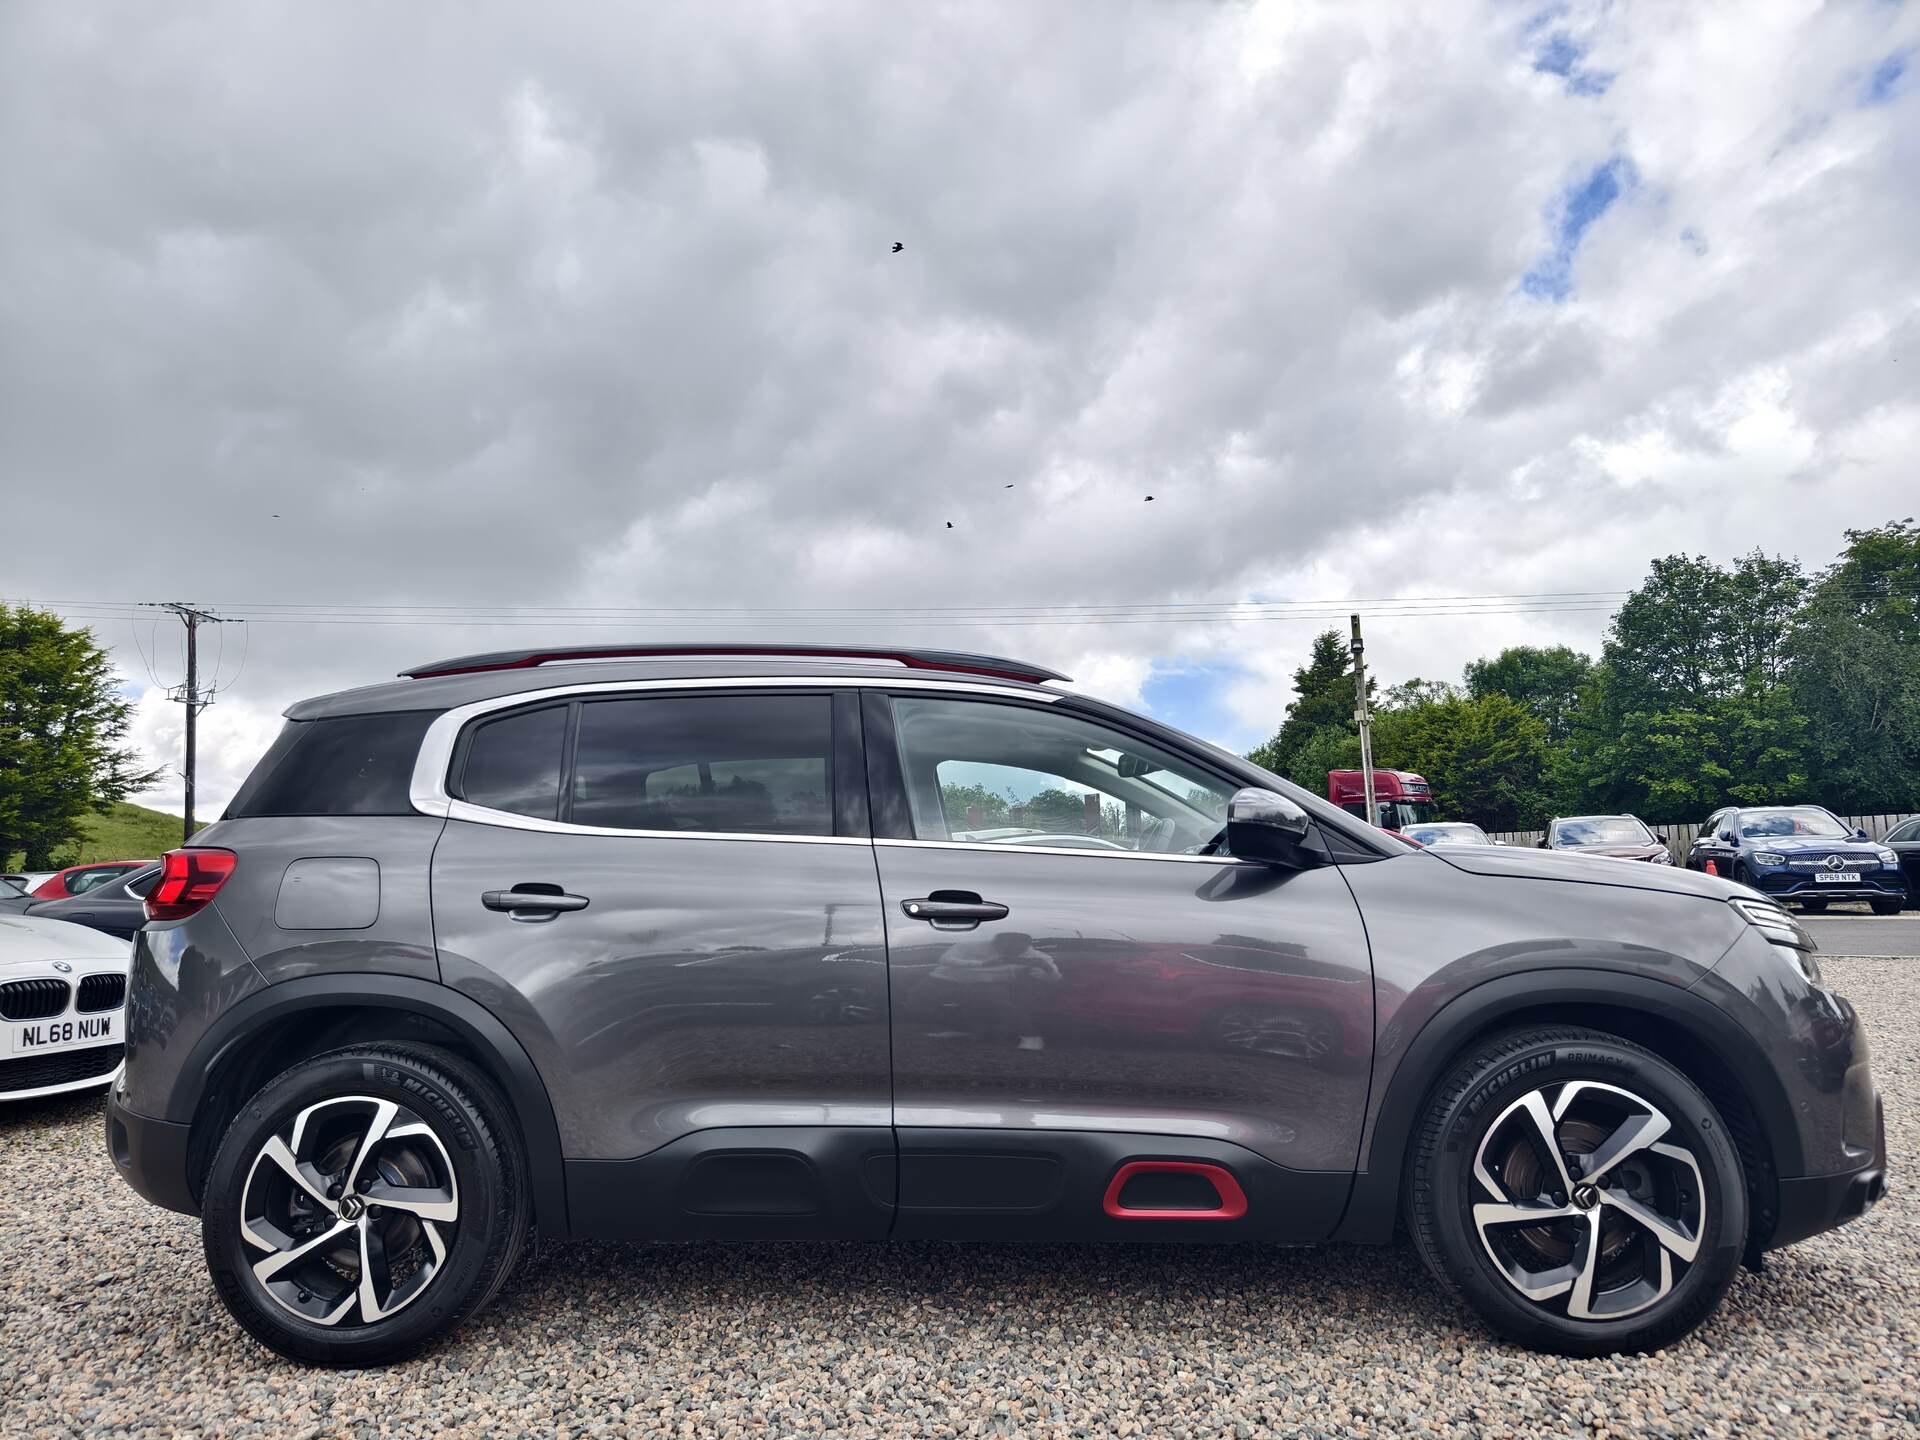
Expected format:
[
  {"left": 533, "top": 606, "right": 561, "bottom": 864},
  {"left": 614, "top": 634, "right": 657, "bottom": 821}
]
[
  {"left": 1471, "top": 1080, "right": 1704, "bottom": 1321},
  {"left": 240, "top": 1096, "right": 460, "bottom": 1327}
]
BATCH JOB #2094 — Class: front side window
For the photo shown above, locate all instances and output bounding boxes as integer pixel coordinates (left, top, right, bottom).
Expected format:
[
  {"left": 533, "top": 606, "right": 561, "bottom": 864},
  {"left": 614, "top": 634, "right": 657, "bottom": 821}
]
[
  {"left": 571, "top": 694, "right": 833, "bottom": 836},
  {"left": 1885, "top": 818, "right": 1920, "bottom": 844},
  {"left": 888, "top": 697, "right": 1234, "bottom": 856}
]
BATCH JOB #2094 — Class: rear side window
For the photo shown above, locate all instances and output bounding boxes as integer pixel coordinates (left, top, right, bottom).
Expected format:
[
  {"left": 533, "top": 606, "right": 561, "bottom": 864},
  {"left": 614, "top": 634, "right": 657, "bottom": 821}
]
[
  {"left": 571, "top": 695, "right": 833, "bottom": 835},
  {"left": 225, "top": 712, "right": 437, "bottom": 818},
  {"left": 457, "top": 705, "right": 568, "bottom": 820}
]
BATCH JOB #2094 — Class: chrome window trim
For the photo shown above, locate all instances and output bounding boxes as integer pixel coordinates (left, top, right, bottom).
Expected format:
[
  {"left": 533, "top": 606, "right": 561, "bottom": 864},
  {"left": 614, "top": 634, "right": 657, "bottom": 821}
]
[
  {"left": 439, "top": 797, "right": 868, "bottom": 845},
  {"left": 874, "top": 837, "right": 1264, "bottom": 868},
  {"left": 410, "top": 674, "right": 1057, "bottom": 831}
]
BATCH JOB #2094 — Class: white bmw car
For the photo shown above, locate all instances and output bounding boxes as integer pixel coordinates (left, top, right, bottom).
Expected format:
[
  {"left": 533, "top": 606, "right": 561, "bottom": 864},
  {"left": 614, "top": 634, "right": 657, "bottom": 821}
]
[{"left": 1, "top": 913, "right": 130, "bottom": 1102}]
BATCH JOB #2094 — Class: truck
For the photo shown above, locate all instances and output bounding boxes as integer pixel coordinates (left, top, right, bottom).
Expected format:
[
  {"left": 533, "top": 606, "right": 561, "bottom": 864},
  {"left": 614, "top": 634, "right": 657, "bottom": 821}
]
[{"left": 1328, "top": 768, "right": 1434, "bottom": 830}]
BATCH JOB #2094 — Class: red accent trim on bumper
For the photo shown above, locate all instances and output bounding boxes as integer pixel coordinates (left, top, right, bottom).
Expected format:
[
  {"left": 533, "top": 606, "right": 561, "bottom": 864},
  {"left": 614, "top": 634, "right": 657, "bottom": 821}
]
[{"left": 1101, "top": 1160, "right": 1249, "bottom": 1220}]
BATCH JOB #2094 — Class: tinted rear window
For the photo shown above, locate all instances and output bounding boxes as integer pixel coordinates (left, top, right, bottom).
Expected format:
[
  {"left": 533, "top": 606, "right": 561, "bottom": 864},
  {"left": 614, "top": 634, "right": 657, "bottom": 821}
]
[
  {"left": 225, "top": 712, "right": 437, "bottom": 817},
  {"left": 571, "top": 695, "right": 833, "bottom": 835},
  {"left": 456, "top": 705, "right": 568, "bottom": 820}
]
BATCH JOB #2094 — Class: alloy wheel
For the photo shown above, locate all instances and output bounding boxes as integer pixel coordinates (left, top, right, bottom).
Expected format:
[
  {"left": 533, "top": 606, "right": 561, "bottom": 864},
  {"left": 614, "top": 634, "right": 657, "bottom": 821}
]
[
  {"left": 1470, "top": 1081, "right": 1706, "bottom": 1321},
  {"left": 239, "top": 1096, "right": 460, "bottom": 1327}
]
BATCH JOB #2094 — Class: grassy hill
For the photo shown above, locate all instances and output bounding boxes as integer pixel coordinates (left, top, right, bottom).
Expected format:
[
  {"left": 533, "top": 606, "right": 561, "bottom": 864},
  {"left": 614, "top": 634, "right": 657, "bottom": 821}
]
[{"left": 6, "top": 801, "right": 207, "bottom": 870}]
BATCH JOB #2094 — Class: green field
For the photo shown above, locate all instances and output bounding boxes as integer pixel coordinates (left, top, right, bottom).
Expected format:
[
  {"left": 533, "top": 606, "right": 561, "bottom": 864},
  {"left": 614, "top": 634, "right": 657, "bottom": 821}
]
[{"left": 5, "top": 801, "right": 206, "bottom": 870}]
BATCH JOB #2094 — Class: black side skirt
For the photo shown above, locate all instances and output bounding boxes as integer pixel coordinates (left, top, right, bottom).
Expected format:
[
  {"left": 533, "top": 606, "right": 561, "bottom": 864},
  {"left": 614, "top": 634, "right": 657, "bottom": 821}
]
[{"left": 564, "top": 1126, "right": 1352, "bottom": 1245}]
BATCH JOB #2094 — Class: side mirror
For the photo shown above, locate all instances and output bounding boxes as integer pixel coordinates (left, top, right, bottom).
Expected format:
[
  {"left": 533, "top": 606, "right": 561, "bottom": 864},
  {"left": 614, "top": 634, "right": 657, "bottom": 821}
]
[
  {"left": 1718, "top": 830, "right": 1734, "bottom": 843},
  {"left": 1854, "top": 827, "right": 1870, "bottom": 841},
  {"left": 1225, "top": 787, "right": 1314, "bottom": 868},
  {"left": 1655, "top": 833, "right": 1668, "bottom": 844},
  {"left": 1536, "top": 838, "right": 1549, "bottom": 849}
]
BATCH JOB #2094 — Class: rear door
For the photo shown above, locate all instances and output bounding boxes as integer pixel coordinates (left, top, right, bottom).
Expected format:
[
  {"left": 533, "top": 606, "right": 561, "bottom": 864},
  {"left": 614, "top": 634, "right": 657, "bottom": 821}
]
[
  {"left": 428, "top": 685, "right": 895, "bottom": 1239},
  {"left": 864, "top": 690, "right": 1373, "bottom": 1243}
]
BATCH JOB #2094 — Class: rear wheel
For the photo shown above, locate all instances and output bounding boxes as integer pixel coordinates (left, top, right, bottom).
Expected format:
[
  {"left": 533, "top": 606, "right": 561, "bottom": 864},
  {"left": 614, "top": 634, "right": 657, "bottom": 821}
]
[
  {"left": 1407, "top": 1026, "right": 1747, "bottom": 1356},
  {"left": 201, "top": 1044, "right": 529, "bottom": 1367}
]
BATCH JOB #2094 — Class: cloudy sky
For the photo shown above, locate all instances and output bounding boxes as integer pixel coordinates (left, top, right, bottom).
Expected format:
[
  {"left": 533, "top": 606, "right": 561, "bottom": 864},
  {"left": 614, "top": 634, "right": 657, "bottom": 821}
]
[{"left": 3, "top": 0, "right": 1916, "bottom": 815}]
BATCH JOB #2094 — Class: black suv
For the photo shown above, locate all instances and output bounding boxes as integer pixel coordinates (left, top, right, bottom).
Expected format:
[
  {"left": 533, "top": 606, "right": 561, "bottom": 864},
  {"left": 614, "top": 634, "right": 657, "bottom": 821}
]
[{"left": 106, "top": 644, "right": 1886, "bottom": 1365}]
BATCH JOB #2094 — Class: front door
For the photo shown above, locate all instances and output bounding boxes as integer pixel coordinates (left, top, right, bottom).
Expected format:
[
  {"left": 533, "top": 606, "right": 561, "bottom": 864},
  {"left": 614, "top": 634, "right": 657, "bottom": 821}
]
[
  {"left": 429, "top": 686, "right": 895, "bottom": 1239},
  {"left": 863, "top": 691, "right": 1374, "bottom": 1242}
]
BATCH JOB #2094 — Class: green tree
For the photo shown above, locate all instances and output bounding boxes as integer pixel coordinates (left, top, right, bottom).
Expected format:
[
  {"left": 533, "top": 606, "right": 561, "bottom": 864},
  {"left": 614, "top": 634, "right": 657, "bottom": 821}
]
[
  {"left": 1381, "top": 677, "right": 1460, "bottom": 711},
  {"left": 1605, "top": 551, "right": 1806, "bottom": 712},
  {"left": 1787, "top": 520, "right": 1920, "bottom": 813},
  {"left": 0, "top": 606, "right": 158, "bottom": 867},
  {"left": 1557, "top": 668, "right": 1807, "bottom": 819},
  {"left": 1247, "top": 630, "right": 1368, "bottom": 777},
  {"left": 1464, "top": 644, "right": 1593, "bottom": 741},
  {"left": 1370, "top": 693, "right": 1552, "bottom": 831}
]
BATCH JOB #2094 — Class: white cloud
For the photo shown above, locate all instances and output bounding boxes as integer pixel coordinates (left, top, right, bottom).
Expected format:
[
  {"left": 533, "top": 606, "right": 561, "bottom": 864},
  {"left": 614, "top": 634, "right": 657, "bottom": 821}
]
[{"left": 1, "top": 0, "right": 1913, "bottom": 791}]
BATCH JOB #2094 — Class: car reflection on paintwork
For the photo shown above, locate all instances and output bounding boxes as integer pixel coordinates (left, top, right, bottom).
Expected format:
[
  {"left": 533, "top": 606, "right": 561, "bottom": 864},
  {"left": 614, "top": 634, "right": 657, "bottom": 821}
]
[{"left": 897, "top": 931, "right": 1368, "bottom": 1067}]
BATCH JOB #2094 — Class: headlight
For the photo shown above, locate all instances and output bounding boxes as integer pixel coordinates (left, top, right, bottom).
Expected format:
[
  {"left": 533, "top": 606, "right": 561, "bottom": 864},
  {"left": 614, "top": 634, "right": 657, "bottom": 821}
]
[
  {"left": 1752, "top": 851, "right": 1786, "bottom": 867},
  {"left": 1729, "top": 896, "right": 1822, "bottom": 983},
  {"left": 1650, "top": 851, "right": 1673, "bottom": 864},
  {"left": 1877, "top": 847, "right": 1900, "bottom": 869}
]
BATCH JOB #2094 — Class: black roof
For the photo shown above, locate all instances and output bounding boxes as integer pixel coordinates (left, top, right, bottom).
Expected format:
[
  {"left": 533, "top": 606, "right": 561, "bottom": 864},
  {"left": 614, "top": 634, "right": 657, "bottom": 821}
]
[{"left": 399, "top": 642, "right": 1070, "bottom": 685}]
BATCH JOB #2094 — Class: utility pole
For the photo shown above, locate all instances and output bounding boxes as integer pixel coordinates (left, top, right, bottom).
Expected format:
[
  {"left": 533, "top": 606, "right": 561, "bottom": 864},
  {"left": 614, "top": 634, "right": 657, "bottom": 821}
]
[
  {"left": 1351, "top": 613, "right": 1377, "bottom": 828},
  {"left": 145, "top": 602, "right": 232, "bottom": 845}
]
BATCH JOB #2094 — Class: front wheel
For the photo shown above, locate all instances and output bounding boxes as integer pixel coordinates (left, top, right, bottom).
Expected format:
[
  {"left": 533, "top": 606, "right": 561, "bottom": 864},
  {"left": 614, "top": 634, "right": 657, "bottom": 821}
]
[
  {"left": 201, "top": 1044, "right": 530, "bottom": 1366},
  {"left": 1797, "top": 898, "right": 1829, "bottom": 914},
  {"left": 1406, "top": 1026, "right": 1747, "bottom": 1356},
  {"left": 1871, "top": 897, "right": 1903, "bottom": 916}
]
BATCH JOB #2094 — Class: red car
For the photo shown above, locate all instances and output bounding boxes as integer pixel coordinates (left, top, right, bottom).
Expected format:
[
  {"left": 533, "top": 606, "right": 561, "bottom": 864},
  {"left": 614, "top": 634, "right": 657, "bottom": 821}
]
[{"left": 30, "top": 860, "right": 155, "bottom": 900}]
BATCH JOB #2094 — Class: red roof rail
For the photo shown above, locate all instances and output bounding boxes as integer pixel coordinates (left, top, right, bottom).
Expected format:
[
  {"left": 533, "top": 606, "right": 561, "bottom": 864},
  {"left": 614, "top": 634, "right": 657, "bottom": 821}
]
[{"left": 399, "top": 643, "right": 1071, "bottom": 685}]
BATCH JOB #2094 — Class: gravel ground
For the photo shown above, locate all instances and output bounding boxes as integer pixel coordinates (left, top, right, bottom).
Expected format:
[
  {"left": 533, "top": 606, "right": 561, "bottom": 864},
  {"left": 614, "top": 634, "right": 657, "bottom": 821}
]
[{"left": 2, "top": 955, "right": 1914, "bottom": 1439}]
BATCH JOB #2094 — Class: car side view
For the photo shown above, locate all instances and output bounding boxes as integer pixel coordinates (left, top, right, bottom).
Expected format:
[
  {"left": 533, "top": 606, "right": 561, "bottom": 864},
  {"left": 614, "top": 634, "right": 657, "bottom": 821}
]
[{"left": 105, "top": 644, "right": 1887, "bottom": 1366}]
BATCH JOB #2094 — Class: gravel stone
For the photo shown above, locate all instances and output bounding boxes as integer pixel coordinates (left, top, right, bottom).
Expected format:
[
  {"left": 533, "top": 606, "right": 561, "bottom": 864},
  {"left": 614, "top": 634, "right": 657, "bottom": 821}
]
[{"left": 2, "top": 955, "right": 1914, "bottom": 1438}]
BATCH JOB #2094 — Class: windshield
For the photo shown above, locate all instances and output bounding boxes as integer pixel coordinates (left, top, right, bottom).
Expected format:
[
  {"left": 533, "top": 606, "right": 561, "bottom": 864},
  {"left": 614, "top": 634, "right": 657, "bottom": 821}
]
[
  {"left": 1737, "top": 807, "right": 1849, "bottom": 840},
  {"left": 1404, "top": 824, "right": 1490, "bottom": 846},
  {"left": 1378, "top": 801, "right": 1435, "bottom": 830},
  {"left": 1553, "top": 817, "right": 1653, "bottom": 846}
]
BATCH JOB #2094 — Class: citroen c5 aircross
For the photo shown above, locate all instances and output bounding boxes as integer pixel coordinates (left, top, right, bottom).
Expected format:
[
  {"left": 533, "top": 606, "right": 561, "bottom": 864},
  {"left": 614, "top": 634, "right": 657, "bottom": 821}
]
[{"left": 105, "top": 644, "right": 1887, "bottom": 1366}]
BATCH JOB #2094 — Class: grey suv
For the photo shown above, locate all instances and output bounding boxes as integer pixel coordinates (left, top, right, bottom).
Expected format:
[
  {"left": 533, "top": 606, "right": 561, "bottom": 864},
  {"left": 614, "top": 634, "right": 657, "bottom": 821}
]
[{"left": 106, "top": 644, "right": 1886, "bottom": 1366}]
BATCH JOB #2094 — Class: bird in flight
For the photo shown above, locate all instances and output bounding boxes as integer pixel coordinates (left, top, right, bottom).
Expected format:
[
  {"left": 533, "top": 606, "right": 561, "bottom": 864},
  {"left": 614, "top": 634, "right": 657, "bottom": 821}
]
[
  {"left": 1144, "top": 495, "right": 1154, "bottom": 502},
  {"left": 892, "top": 241, "right": 904, "bottom": 253},
  {"left": 945, "top": 521, "right": 953, "bottom": 528}
]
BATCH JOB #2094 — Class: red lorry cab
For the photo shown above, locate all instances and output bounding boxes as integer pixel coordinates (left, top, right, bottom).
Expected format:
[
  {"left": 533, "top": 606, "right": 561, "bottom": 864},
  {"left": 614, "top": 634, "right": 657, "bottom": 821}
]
[{"left": 1328, "top": 769, "right": 1435, "bottom": 831}]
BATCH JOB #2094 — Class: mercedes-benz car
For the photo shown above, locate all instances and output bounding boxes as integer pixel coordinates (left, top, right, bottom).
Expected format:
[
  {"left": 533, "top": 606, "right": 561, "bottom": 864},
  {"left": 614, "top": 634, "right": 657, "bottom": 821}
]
[
  {"left": 1687, "top": 805, "right": 1905, "bottom": 914},
  {"left": 104, "top": 643, "right": 1886, "bottom": 1366}
]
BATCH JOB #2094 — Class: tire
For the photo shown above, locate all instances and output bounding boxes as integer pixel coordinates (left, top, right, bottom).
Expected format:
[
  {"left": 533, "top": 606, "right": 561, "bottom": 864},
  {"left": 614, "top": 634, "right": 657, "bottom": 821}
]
[
  {"left": 201, "top": 1044, "right": 530, "bottom": 1367},
  {"left": 1870, "top": 898, "right": 1903, "bottom": 917},
  {"left": 1406, "top": 1026, "right": 1747, "bottom": 1357},
  {"left": 1797, "top": 898, "right": 1828, "bottom": 914}
]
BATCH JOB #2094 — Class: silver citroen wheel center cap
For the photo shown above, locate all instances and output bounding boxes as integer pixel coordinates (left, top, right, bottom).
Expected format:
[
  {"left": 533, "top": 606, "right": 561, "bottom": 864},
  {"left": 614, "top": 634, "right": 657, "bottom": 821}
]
[
  {"left": 338, "top": 1194, "right": 366, "bottom": 1220},
  {"left": 1572, "top": 1183, "right": 1600, "bottom": 1211}
]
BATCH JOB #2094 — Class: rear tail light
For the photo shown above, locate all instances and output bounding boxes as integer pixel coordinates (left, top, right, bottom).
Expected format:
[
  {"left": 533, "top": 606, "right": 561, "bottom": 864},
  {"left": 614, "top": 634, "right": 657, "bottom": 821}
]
[{"left": 144, "top": 848, "right": 238, "bottom": 922}]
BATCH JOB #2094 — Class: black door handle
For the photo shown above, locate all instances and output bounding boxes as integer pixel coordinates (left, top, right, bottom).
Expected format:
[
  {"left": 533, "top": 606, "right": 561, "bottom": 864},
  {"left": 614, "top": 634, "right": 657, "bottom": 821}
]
[
  {"left": 900, "top": 893, "right": 1009, "bottom": 930},
  {"left": 482, "top": 887, "right": 590, "bottom": 922}
]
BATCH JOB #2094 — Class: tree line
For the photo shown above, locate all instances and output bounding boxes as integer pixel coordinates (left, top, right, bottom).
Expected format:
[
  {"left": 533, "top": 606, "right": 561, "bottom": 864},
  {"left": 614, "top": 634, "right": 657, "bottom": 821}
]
[{"left": 1248, "top": 519, "right": 1920, "bottom": 831}]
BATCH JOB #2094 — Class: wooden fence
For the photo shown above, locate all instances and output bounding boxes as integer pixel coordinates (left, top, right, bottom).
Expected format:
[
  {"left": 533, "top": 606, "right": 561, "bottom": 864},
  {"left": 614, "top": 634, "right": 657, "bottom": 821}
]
[{"left": 1484, "top": 813, "right": 1918, "bottom": 863}]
